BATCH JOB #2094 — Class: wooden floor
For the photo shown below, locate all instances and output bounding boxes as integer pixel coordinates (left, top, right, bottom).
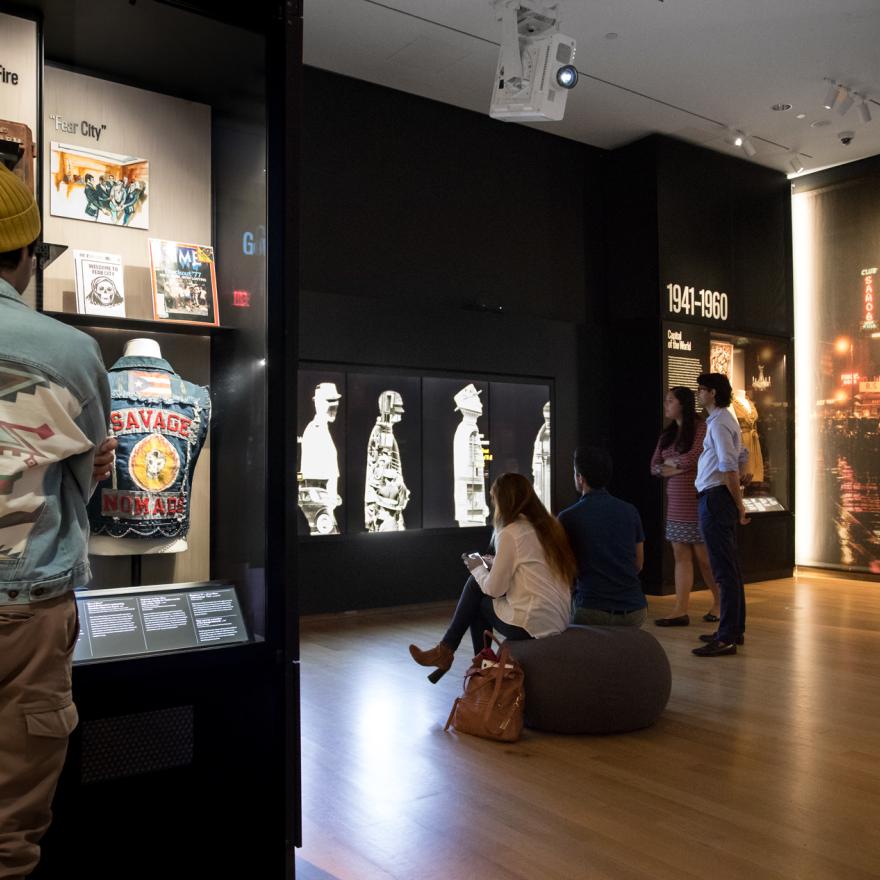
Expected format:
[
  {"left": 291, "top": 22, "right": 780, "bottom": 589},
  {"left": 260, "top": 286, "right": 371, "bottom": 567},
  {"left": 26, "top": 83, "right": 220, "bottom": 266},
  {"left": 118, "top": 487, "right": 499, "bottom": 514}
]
[{"left": 295, "top": 572, "right": 880, "bottom": 880}]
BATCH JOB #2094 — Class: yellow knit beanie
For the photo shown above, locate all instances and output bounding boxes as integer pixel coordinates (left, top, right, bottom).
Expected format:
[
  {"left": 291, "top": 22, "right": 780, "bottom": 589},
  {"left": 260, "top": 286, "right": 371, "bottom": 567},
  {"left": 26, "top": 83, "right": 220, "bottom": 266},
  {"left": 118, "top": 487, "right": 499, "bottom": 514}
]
[{"left": 0, "top": 164, "right": 41, "bottom": 253}]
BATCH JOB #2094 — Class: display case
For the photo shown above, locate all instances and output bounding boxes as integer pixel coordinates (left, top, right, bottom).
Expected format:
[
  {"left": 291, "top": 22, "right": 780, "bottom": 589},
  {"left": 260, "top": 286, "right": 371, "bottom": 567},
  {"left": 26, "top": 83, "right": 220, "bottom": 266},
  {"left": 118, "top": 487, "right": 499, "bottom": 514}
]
[
  {"left": 2, "top": 2, "right": 301, "bottom": 876},
  {"left": 296, "top": 363, "right": 554, "bottom": 537},
  {"left": 659, "top": 318, "right": 794, "bottom": 590},
  {"left": 708, "top": 332, "right": 789, "bottom": 513},
  {"left": 662, "top": 321, "right": 791, "bottom": 514}
]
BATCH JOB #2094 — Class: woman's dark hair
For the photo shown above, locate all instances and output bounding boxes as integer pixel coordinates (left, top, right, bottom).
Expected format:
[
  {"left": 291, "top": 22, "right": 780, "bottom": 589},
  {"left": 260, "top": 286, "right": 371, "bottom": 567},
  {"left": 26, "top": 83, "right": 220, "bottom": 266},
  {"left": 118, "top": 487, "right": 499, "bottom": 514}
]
[
  {"left": 659, "top": 386, "right": 697, "bottom": 453},
  {"left": 490, "top": 473, "right": 577, "bottom": 587}
]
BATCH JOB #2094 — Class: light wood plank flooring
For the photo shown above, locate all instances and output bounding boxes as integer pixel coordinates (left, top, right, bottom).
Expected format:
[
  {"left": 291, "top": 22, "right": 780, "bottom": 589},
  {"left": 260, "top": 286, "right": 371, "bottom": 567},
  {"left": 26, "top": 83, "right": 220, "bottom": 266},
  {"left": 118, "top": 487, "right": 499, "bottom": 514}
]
[{"left": 296, "top": 572, "right": 880, "bottom": 880}]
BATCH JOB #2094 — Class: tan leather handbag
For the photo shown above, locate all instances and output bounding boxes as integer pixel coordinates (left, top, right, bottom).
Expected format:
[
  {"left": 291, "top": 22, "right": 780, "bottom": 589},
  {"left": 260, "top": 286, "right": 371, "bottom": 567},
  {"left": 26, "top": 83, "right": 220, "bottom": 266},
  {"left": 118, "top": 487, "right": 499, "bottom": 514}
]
[{"left": 444, "top": 634, "right": 525, "bottom": 743}]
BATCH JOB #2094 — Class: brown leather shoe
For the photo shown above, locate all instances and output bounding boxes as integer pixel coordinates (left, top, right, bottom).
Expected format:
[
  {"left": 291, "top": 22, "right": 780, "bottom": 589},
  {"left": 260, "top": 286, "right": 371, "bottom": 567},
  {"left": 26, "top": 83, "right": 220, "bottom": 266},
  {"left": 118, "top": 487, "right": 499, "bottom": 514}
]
[{"left": 409, "top": 642, "right": 455, "bottom": 683}]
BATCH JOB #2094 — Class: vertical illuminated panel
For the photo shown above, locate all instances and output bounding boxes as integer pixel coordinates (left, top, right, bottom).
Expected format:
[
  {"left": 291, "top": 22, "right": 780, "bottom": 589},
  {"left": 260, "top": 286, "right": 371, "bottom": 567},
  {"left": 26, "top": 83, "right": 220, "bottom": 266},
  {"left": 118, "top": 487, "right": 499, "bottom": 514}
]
[{"left": 792, "top": 191, "right": 817, "bottom": 564}]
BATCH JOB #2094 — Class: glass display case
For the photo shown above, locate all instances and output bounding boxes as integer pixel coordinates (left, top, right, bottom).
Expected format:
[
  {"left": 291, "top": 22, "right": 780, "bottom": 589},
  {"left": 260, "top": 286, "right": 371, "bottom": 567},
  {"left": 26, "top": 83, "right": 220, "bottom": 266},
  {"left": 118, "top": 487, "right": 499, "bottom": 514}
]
[
  {"left": 297, "top": 363, "right": 554, "bottom": 535},
  {"left": 709, "top": 332, "right": 790, "bottom": 513},
  {"left": 0, "top": 2, "right": 271, "bottom": 661},
  {"left": 663, "top": 321, "right": 791, "bottom": 515},
  {"left": 1, "top": 2, "right": 299, "bottom": 875}
]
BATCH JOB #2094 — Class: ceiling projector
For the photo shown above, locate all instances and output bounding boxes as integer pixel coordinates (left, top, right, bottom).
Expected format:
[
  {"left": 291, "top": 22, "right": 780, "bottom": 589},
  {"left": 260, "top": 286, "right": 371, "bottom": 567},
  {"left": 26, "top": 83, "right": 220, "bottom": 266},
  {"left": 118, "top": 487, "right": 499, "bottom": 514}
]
[{"left": 489, "top": 0, "right": 578, "bottom": 122}]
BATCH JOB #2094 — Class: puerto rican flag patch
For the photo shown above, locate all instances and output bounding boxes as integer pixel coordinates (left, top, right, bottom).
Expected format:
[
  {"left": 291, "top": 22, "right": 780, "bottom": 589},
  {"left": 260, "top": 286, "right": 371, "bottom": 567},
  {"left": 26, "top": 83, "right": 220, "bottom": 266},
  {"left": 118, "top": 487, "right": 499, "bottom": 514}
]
[{"left": 127, "top": 371, "right": 173, "bottom": 400}]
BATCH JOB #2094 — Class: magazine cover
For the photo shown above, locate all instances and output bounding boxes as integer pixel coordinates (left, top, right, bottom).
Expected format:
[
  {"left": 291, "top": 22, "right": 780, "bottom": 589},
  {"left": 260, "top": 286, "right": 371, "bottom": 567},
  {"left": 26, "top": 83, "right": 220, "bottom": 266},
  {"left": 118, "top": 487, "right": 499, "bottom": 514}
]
[
  {"left": 149, "top": 238, "right": 219, "bottom": 326},
  {"left": 73, "top": 250, "right": 126, "bottom": 318},
  {"left": 50, "top": 142, "right": 149, "bottom": 229}
]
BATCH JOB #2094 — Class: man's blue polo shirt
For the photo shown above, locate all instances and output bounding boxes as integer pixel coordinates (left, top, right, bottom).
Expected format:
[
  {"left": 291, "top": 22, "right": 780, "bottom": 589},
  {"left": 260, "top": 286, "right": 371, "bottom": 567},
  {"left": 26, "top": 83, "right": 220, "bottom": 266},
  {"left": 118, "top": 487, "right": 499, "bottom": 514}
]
[{"left": 558, "top": 489, "right": 646, "bottom": 612}]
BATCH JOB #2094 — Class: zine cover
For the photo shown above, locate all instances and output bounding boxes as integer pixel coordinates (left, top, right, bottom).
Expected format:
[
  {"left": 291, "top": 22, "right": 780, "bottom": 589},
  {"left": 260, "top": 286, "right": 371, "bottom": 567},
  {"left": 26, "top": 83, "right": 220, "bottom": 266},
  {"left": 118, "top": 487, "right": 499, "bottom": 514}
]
[
  {"left": 50, "top": 142, "right": 149, "bottom": 229},
  {"left": 73, "top": 250, "right": 126, "bottom": 318},
  {"left": 149, "top": 239, "right": 219, "bottom": 326}
]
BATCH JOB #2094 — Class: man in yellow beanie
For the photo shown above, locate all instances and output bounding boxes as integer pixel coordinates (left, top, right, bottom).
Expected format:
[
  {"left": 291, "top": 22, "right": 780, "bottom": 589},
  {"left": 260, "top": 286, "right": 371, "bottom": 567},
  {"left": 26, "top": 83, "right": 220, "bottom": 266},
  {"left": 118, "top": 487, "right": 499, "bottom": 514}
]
[{"left": 0, "top": 163, "right": 114, "bottom": 878}]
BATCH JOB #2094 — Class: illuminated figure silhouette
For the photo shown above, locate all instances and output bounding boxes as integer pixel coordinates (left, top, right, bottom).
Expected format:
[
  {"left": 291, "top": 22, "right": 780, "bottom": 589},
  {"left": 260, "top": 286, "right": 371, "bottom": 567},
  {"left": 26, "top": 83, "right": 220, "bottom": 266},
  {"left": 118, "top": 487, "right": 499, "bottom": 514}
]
[
  {"left": 452, "top": 384, "right": 489, "bottom": 527},
  {"left": 532, "top": 401, "right": 551, "bottom": 509},
  {"left": 364, "top": 391, "right": 410, "bottom": 532},
  {"left": 298, "top": 382, "right": 342, "bottom": 535}
]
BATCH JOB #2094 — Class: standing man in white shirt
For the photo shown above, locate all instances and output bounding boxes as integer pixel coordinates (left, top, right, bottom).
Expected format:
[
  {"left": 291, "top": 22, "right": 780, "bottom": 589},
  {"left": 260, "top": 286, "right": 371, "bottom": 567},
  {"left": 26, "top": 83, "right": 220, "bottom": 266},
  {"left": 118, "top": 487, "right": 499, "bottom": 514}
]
[{"left": 692, "top": 373, "right": 750, "bottom": 657}]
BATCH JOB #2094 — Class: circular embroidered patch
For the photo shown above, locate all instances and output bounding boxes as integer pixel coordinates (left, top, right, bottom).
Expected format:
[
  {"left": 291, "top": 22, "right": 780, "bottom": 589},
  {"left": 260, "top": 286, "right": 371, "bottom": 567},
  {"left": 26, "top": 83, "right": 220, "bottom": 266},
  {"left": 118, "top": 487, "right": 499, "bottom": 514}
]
[{"left": 129, "top": 433, "right": 181, "bottom": 492}]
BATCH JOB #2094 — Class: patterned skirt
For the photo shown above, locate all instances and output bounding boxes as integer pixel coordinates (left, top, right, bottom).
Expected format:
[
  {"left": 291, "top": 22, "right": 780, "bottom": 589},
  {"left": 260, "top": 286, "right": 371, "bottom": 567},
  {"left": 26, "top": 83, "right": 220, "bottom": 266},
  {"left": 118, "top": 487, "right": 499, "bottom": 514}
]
[{"left": 665, "top": 520, "right": 703, "bottom": 544}]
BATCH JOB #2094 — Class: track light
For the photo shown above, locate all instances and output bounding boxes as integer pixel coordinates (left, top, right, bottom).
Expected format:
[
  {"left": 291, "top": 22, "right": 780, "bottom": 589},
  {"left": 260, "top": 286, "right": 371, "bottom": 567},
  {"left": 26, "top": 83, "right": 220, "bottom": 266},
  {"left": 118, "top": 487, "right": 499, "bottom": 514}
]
[
  {"left": 724, "top": 130, "right": 742, "bottom": 148},
  {"left": 724, "top": 130, "right": 756, "bottom": 157},
  {"left": 858, "top": 97, "right": 872, "bottom": 123},
  {"left": 836, "top": 87, "right": 854, "bottom": 116},
  {"left": 823, "top": 79, "right": 839, "bottom": 110},
  {"left": 789, "top": 155, "right": 804, "bottom": 174}
]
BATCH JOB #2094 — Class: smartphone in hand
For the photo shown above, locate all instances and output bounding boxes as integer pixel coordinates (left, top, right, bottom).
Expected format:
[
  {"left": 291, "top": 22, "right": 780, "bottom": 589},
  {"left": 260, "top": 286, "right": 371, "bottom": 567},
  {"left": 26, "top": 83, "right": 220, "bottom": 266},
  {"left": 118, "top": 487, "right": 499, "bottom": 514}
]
[{"left": 466, "top": 552, "right": 491, "bottom": 570}]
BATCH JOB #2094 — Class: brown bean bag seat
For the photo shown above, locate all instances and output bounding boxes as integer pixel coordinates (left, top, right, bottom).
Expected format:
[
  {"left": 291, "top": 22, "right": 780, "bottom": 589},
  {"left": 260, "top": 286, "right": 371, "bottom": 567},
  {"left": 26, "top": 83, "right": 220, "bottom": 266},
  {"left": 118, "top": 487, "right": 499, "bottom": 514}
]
[{"left": 504, "top": 625, "right": 671, "bottom": 734}]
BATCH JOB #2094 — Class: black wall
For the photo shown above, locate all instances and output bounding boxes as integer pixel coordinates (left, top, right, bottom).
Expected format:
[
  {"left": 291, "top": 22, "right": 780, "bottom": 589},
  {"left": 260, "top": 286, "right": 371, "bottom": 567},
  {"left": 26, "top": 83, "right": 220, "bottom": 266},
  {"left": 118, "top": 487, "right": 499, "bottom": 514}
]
[
  {"left": 301, "top": 67, "right": 596, "bottom": 323},
  {"left": 605, "top": 136, "right": 794, "bottom": 591},
  {"left": 299, "top": 67, "right": 605, "bottom": 614},
  {"left": 298, "top": 71, "right": 795, "bottom": 614}
]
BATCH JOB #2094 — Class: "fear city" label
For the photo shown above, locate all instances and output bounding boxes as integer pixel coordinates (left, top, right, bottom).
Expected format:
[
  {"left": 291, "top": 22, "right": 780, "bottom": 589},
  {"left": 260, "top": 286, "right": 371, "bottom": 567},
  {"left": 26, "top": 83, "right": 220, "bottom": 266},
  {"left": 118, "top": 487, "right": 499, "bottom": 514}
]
[{"left": 49, "top": 114, "right": 107, "bottom": 141}]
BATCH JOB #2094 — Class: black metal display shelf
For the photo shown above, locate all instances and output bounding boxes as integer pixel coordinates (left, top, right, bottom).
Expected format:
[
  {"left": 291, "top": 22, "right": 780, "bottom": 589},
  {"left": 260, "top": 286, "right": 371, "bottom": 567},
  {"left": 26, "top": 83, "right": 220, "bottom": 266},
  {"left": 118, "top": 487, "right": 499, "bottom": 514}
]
[{"left": 44, "top": 311, "right": 236, "bottom": 336}]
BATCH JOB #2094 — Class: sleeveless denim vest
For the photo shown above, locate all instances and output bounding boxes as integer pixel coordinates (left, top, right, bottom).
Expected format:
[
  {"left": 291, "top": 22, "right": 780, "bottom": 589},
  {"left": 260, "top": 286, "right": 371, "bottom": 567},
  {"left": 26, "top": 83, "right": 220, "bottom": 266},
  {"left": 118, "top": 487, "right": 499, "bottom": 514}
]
[{"left": 88, "top": 355, "right": 211, "bottom": 540}]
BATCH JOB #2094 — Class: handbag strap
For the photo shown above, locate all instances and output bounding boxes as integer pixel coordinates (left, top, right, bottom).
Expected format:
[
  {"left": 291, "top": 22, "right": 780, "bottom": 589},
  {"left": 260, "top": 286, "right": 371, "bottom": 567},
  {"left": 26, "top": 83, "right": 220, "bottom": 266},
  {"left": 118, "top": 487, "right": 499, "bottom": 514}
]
[{"left": 480, "top": 642, "right": 517, "bottom": 731}]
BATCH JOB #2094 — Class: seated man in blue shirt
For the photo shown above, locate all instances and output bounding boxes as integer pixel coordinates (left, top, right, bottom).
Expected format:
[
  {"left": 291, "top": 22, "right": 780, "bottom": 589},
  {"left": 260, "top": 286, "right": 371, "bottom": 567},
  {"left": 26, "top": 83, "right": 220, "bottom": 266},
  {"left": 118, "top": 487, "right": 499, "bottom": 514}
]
[{"left": 559, "top": 446, "right": 648, "bottom": 626}]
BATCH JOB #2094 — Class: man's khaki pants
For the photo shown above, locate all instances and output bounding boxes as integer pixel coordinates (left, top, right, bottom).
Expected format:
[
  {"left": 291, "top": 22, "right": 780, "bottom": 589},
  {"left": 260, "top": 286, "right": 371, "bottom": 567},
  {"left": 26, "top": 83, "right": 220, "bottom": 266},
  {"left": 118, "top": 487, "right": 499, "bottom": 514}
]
[{"left": 0, "top": 594, "right": 78, "bottom": 879}]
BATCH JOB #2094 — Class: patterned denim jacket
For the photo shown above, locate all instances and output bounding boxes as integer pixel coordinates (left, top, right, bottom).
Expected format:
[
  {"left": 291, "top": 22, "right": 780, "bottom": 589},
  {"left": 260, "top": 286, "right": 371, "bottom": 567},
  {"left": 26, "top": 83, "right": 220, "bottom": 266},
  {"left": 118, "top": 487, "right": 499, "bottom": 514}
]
[
  {"left": 87, "top": 355, "right": 210, "bottom": 540},
  {"left": 0, "top": 279, "right": 111, "bottom": 605}
]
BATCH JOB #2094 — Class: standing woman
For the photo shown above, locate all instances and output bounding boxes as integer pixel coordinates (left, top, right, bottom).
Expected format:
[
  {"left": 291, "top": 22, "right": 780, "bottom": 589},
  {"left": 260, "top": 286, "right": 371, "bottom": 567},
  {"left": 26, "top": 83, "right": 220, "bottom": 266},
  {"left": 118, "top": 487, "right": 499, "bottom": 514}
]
[
  {"left": 409, "top": 473, "right": 576, "bottom": 682},
  {"left": 650, "top": 387, "right": 721, "bottom": 625}
]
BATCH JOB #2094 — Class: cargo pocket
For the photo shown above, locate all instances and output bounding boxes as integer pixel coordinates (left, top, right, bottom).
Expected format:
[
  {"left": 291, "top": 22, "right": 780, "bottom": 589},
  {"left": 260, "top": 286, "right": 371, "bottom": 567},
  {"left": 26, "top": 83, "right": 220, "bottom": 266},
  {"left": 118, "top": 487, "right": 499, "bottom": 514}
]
[{"left": 25, "top": 702, "right": 79, "bottom": 738}]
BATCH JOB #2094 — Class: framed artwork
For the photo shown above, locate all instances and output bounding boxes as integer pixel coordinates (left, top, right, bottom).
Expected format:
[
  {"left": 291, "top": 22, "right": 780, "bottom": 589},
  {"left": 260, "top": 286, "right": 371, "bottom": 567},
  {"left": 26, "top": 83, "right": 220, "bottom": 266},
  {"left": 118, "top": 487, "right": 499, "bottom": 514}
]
[
  {"left": 50, "top": 142, "right": 148, "bottom": 228},
  {"left": 709, "top": 340, "right": 734, "bottom": 381},
  {"left": 149, "top": 239, "right": 219, "bottom": 326}
]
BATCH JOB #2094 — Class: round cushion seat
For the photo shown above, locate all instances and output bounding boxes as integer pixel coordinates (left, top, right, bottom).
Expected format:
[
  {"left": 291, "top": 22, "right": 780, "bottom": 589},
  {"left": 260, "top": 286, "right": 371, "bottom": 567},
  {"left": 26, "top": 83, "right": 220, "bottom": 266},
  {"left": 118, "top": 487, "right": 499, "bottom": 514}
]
[{"left": 505, "top": 625, "right": 671, "bottom": 734}]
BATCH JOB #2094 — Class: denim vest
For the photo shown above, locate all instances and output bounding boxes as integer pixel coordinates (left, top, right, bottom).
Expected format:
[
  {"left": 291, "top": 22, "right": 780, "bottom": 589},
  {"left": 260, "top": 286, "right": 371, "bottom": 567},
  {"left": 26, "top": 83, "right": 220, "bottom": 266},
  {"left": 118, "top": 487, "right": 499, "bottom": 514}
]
[
  {"left": 0, "top": 279, "right": 111, "bottom": 605},
  {"left": 87, "top": 356, "right": 210, "bottom": 540}
]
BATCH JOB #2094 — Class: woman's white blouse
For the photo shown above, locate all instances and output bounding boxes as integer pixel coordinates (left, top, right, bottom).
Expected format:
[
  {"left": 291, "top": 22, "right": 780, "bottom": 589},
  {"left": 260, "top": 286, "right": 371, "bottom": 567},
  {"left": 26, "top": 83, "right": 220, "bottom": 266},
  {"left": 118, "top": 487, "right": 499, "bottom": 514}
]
[{"left": 471, "top": 518, "right": 571, "bottom": 638}]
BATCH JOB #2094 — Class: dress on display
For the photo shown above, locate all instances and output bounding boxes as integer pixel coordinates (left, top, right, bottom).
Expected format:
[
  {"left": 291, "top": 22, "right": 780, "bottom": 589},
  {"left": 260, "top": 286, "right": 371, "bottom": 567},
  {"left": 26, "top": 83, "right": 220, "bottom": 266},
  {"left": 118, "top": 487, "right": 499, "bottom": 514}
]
[{"left": 731, "top": 394, "right": 764, "bottom": 483}]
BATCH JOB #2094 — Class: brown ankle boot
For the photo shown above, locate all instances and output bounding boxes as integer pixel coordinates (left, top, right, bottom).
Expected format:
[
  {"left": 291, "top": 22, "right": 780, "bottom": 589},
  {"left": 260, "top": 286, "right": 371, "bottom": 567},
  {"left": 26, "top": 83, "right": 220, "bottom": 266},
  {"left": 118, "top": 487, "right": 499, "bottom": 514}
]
[{"left": 408, "top": 642, "right": 454, "bottom": 682}]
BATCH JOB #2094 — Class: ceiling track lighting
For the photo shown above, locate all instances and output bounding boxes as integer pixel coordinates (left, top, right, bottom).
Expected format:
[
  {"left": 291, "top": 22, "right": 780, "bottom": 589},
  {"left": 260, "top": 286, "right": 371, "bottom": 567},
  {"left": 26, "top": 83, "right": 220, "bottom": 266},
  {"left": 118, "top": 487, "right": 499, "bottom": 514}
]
[
  {"left": 724, "top": 129, "right": 756, "bottom": 158},
  {"left": 824, "top": 78, "right": 875, "bottom": 123},
  {"left": 823, "top": 78, "right": 840, "bottom": 110},
  {"left": 836, "top": 87, "right": 854, "bottom": 116},
  {"left": 789, "top": 154, "right": 804, "bottom": 174}
]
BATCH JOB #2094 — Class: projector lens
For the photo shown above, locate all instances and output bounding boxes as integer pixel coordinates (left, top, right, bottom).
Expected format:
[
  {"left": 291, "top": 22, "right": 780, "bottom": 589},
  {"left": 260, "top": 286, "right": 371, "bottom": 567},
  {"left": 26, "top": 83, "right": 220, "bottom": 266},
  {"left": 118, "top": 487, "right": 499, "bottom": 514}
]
[{"left": 556, "top": 65, "right": 578, "bottom": 89}]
